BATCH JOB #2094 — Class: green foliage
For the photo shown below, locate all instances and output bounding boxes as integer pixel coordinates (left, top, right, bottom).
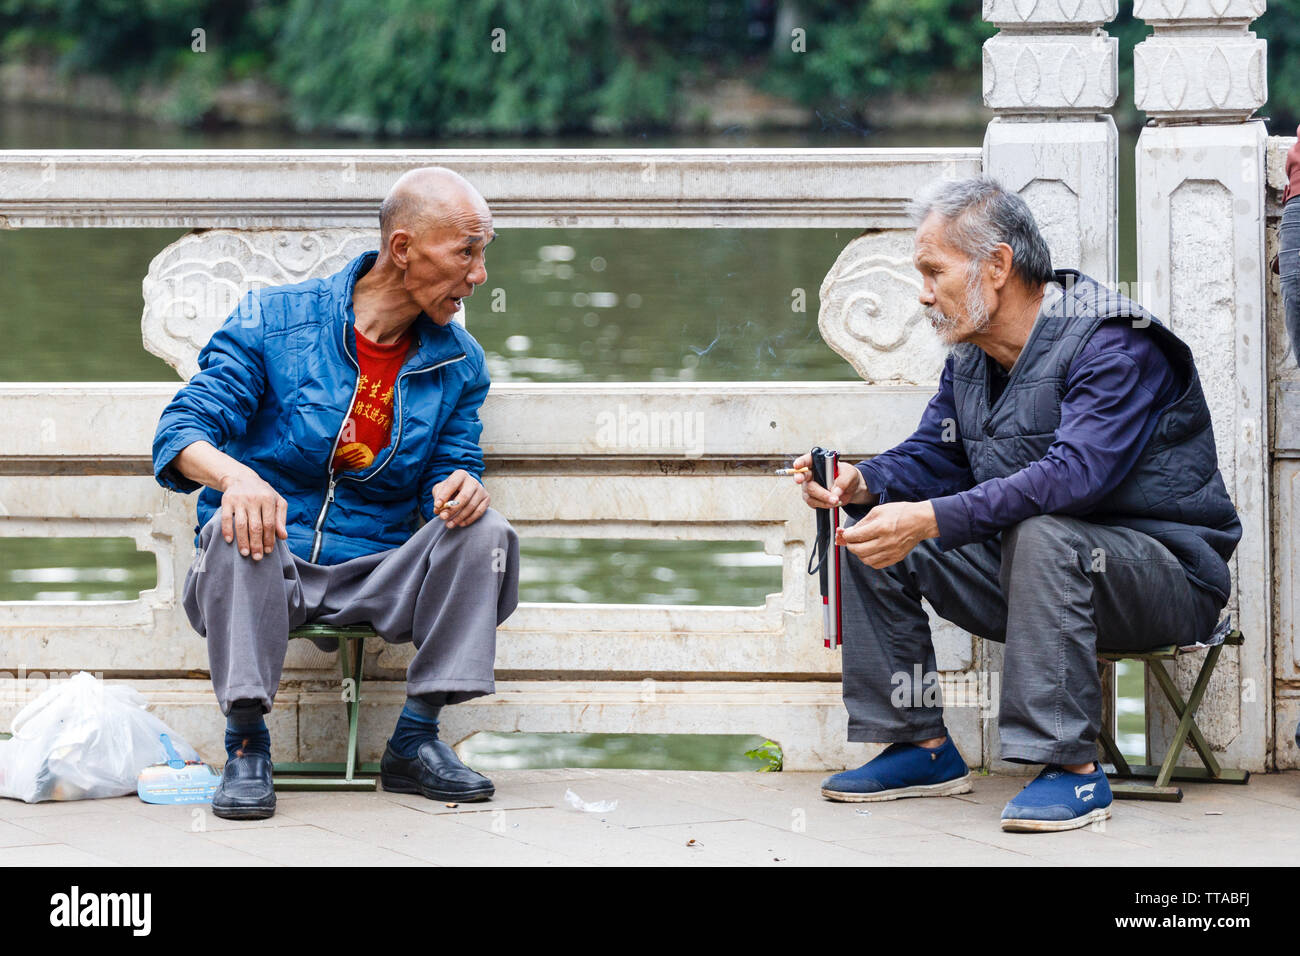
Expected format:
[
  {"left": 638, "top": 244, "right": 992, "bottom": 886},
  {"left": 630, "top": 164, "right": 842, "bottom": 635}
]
[
  {"left": 744, "top": 739, "right": 783, "bottom": 772},
  {"left": 0, "top": 0, "right": 278, "bottom": 119},
  {"left": 270, "top": 0, "right": 756, "bottom": 135},
  {"left": 1258, "top": 0, "right": 1300, "bottom": 130},
  {"left": 763, "top": 0, "right": 994, "bottom": 113},
  {"left": 4, "top": 0, "right": 1300, "bottom": 134}
]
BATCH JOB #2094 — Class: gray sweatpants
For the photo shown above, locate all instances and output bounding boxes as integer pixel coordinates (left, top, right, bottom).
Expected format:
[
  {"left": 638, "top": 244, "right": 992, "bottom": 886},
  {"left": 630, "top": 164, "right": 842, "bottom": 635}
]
[
  {"left": 839, "top": 513, "right": 1222, "bottom": 765},
  {"left": 182, "top": 508, "right": 520, "bottom": 714}
]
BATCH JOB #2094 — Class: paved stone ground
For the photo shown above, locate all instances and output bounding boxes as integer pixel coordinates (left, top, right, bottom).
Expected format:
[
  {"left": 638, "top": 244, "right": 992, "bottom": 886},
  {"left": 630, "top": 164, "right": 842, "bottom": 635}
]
[{"left": 0, "top": 769, "right": 1295, "bottom": 866}]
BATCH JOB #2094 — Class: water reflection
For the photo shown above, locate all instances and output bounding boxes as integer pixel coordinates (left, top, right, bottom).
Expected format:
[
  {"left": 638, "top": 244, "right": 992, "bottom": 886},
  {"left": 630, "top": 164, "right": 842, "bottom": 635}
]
[
  {"left": 0, "top": 539, "right": 156, "bottom": 602},
  {"left": 519, "top": 539, "right": 781, "bottom": 606},
  {"left": 0, "top": 228, "right": 863, "bottom": 384},
  {"left": 458, "top": 731, "right": 776, "bottom": 772}
]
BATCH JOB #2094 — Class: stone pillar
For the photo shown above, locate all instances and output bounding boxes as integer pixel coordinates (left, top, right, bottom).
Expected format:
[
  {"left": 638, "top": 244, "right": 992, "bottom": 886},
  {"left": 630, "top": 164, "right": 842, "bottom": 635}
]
[
  {"left": 1134, "top": 0, "right": 1270, "bottom": 771},
  {"left": 981, "top": 0, "right": 1119, "bottom": 283},
  {"left": 979, "top": 0, "right": 1120, "bottom": 771}
]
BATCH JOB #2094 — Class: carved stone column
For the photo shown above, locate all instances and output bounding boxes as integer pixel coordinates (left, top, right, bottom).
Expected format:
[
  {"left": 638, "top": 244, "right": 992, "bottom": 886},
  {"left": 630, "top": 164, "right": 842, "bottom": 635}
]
[
  {"left": 1134, "top": 0, "right": 1270, "bottom": 771},
  {"left": 981, "top": 0, "right": 1119, "bottom": 283}
]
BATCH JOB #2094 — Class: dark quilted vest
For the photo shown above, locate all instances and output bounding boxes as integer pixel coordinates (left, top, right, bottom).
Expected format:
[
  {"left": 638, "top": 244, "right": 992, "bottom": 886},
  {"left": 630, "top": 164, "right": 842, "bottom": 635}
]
[{"left": 949, "top": 269, "right": 1242, "bottom": 605}]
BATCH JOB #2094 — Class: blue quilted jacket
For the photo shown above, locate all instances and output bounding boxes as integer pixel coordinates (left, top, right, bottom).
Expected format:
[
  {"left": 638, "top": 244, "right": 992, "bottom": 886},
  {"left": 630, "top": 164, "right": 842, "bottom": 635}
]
[{"left": 152, "top": 251, "right": 490, "bottom": 565}]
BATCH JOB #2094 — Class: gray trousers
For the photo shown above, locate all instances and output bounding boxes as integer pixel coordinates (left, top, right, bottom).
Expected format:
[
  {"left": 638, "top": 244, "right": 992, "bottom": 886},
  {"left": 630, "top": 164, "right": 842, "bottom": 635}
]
[
  {"left": 839, "top": 513, "right": 1222, "bottom": 765},
  {"left": 182, "top": 509, "right": 520, "bottom": 715}
]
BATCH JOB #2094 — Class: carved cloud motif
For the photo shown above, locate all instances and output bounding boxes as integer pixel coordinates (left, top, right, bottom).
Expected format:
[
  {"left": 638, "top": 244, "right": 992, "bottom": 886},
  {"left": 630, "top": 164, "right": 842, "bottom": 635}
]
[
  {"left": 818, "top": 235, "right": 947, "bottom": 385},
  {"left": 142, "top": 229, "right": 377, "bottom": 379}
]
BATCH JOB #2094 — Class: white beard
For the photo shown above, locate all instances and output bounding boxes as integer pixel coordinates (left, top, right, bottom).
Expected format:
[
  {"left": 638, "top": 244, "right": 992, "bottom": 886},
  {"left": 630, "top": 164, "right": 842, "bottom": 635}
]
[{"left": 926, "top": 269, "right": 991, "bottom": 351}]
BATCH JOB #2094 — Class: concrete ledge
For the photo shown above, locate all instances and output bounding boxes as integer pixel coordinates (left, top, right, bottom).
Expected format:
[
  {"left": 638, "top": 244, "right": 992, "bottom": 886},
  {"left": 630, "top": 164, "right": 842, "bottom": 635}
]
[{"left": 0, "top": 677, "right": 991, "bottom": 772}]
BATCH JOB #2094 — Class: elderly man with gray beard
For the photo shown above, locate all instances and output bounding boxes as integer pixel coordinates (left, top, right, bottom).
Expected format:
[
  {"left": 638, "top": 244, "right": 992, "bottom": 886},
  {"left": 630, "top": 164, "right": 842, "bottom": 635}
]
[{"left": 790, "top": 176, "right": 1241, "bottom": 833}]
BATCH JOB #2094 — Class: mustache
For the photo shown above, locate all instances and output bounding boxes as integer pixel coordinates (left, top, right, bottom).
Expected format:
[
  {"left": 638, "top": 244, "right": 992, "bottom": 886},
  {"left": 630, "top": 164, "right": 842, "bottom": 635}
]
[{"left": 924, "top": 305, "right": 958, "bottom": 329}]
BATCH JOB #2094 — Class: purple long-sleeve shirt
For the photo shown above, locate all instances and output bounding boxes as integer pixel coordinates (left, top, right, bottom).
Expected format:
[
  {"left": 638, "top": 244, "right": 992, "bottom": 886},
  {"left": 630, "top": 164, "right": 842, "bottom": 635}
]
[{"left": 850, "top": 317, "right": 1181, "bottom": 552}]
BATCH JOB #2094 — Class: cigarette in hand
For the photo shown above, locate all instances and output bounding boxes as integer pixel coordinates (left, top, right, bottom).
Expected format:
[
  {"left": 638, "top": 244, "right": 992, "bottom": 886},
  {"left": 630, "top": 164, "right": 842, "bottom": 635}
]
[{"left": 774, "top": 466, "right": 811, "bottom": 476}]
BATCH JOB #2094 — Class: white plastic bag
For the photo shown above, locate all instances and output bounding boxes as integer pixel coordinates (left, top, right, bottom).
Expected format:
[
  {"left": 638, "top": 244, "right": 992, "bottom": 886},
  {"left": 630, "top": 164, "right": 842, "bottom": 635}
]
[{"left": 0, "top": 672, "right": 201, "bottom": 803}]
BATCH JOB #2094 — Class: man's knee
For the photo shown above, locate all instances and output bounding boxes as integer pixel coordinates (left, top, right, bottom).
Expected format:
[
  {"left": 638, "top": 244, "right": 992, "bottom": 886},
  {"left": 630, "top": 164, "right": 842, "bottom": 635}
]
[
  {"left": 437, "top": 507, "right": 516, "bottom": 552},
  {"left": 194, "top": 510, "right": 285, "bottom": 567},
  {"left": 999, "top": 514, "right": 1081, "bottom": 582},
  {"left": 1001, "top": 514, "right": 1078, "bottom": 557},
  {"left": 199, "top": 510, "right": 223, "bottom": 540}
]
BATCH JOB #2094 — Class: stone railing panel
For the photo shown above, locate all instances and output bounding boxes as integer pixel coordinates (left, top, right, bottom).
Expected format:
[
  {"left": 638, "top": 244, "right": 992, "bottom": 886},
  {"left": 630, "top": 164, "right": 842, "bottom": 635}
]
[{"left": 143, "top": 229, "right": 378, "bottom": 379}]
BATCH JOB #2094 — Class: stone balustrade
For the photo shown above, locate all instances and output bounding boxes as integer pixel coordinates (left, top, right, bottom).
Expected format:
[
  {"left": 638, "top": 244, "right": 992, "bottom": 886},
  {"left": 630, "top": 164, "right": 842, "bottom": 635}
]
[{"left": 0, "top": 148, "right": 998, "bottom": 771}]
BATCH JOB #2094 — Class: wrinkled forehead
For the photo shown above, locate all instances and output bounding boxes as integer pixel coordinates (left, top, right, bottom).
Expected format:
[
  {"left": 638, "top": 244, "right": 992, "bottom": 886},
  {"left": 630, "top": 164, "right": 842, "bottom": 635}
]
[
  {"left": 440, "top": 195, "right": 495, "bottom": 243},
  {"left": 912, "top": 211, "right": 965, "bottom": 269}
]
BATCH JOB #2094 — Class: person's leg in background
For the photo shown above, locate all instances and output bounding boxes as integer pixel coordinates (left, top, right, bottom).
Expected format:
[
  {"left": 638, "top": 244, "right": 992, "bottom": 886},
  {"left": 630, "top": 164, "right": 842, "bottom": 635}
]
[
  {"left": 308, "top": 508, "right": 520, "bottom": 801},
  {"left": 1280, "top": 196, "right": 1300, "bottom": 367},
  {"left": 1283, "top": 198, "right": 1300, "bottom": 756},
  {"left": 822, "top": 516, "right": 1008, "bottom": 801},
  {"left": 182, "top": 511, "right": 310, "bottom": 819}
]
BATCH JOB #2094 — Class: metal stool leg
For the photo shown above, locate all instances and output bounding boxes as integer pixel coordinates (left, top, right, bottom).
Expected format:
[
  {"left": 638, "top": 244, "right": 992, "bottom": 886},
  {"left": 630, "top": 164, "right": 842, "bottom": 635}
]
[
  {"left": 1146, "top": 648, "right": 1249, "bottom": 787},
  {"left": 274, "top": 631, "right": 378, "bottom": 791}
]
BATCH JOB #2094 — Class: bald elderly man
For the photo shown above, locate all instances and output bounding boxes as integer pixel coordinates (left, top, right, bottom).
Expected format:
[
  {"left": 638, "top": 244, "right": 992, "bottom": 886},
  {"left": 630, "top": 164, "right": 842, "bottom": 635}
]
[{"left": 152, "top": 167, "right": 519, "bottom": 819}]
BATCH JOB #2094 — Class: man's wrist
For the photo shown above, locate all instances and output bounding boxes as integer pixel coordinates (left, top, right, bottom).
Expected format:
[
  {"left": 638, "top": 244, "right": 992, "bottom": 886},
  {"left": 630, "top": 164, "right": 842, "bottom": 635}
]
[
  {"left": 217, "top": 465, "right": 253, "bottom": 493},
  {"left": 851, "top": 463, "right": 881, "bottom": 506},
  {"left": 921, "top": 500, "right": 940, "bottom": 539}
]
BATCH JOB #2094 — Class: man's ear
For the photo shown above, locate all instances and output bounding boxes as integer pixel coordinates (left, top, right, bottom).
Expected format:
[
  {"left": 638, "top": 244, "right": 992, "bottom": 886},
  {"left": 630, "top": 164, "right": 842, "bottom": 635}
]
[
  {"left": 389, "top": 230, "right": 411, "bottom": 269},
  {"left": 988, "top": 243, "right": 1014, "bottom": 291}
]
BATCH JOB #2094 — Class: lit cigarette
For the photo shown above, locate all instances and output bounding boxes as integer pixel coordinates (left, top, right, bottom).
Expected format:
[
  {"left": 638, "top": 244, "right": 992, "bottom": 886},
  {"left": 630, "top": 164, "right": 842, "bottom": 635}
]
[
  {"left": 774, "top": 466, "right": 811, "bottom": 476},
  {"left": 440, "top": 499, "right": 459, "bottom": 512}
]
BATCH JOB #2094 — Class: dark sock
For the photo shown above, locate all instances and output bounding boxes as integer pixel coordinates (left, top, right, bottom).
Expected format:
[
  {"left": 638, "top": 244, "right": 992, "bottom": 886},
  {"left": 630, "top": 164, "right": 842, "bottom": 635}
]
[
  {"left": 388, "top": 695, "right": 443, "bottom": 759},
  {"left": 225, "top": 699, "right": 271, "bottom": 760}
]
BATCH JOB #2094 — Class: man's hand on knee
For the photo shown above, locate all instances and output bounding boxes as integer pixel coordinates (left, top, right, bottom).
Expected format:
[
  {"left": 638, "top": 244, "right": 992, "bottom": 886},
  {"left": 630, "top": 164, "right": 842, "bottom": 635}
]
[
  {"left": 219, "top": 467, "right": 289, "bottom": 560},
  {"left": 836, "top": 500, "right": 939, "bottom": 569},
  {"left": 432, "top": 470, "right": 490, "bottom": 529}
]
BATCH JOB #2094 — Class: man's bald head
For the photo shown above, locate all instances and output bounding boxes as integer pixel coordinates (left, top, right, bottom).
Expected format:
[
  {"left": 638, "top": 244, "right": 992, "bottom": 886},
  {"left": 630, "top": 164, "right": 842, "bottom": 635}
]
[{"left": 378, "top": 166, "right": 488, "bottom": 248}]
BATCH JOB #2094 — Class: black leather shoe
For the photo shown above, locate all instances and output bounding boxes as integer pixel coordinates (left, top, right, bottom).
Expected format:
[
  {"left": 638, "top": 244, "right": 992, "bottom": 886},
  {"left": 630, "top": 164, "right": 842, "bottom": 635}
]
[
  {"left": 380, "top": 740, "right": 494, "bottom": 801},
  {"left": 212, "top": 751, "right": 276, "bottom": 820}
]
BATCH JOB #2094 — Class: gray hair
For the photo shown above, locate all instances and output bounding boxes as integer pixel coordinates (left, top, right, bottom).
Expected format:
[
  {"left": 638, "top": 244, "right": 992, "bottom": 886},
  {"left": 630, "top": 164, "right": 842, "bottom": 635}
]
[{"left": 906, "top": 176, "right": 1055, "bottom": 287}]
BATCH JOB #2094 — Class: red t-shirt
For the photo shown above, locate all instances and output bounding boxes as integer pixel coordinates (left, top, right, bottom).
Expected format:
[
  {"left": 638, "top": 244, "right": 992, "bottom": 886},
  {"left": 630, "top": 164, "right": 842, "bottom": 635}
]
[{"left": 331, "top": 325, "right": 415, "bottom": 472}]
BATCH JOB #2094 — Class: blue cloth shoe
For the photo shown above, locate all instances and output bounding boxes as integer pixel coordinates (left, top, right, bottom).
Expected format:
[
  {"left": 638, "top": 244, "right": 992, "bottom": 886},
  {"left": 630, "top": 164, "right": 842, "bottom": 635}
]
[
  {"left": 821, "top": 737, "right": 972, "bottom": 802},
  {"left": 1000, "top": 764, "right": 1113, "bottom": 832}
]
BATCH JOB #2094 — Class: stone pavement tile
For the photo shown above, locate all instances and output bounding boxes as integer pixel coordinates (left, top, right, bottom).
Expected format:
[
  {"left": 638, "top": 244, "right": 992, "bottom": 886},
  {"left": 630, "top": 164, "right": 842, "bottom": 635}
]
[
  {"left": 835, "top": 830, "right": 1040, "bottom": 866},
  {"left": 1009, "top": 830, "right": 1283, "bottom": 867},
  {"left": 1152, "top": 780, "right": 1300, "bottom": 822},
  {"left": 0, "top": 818, "right": 46, "bottom": 848},
  {"left": 134, "top": 801, "right": 318, "bottom": 834},
  {"left": 970, "top": 818, "right": 1169, "bottom": 863},
  {"left": 638, "top": 819, "right": 889, "bottom": 866},
  {"left": 1111, "top": 800, "right": 1290, "bottom": 843},
  {"left": 282, "top": 799, "right": 586, "bottom": 866},
  {"left": 380, "top": 772, "right": 743, "bottom": 828},
  {"left": 636, "top": 771, "right": 939, "bottom": 842},
  {"left": 378, "top": 786, "right": 553, "bottom": 817},
  {"left": 479, "top": 768, "right": 615, "bottom": 787},
  {"left": 0, "top": 844, "right": 119, "bottom": 866},
  {"left": 451, "top": 806, "right": 747, "bottom": 866},
  {"left": 15, "top": 809, "right": 268, "bottom": 866},
  {"left": 1238, "top": 773, "right": 1300, "bottom": 809},
  {"left": 543, "top": 777, "right": 747, "bottom": 828},
  {"left": 0, "top": 794, "right": 140, "bottom": 821},
  {"left": 202, "top": 823, "right": 430, "bottom": 866}
]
